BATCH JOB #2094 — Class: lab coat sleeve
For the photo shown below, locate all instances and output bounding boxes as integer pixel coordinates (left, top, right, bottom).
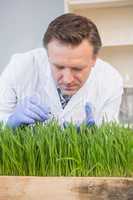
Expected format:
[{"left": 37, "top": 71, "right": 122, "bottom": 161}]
[
  {"left": 0, "top": 49, "right": 48, "bottom": 125},
  {"left": 96, "top": 74, "right": 123, "bottom": 125},
  {"left": 0, "top": 55, "right": 18, "bottom": 124},
  {"left": 97, "top": 90, "right": 123, "bottom": 125}
]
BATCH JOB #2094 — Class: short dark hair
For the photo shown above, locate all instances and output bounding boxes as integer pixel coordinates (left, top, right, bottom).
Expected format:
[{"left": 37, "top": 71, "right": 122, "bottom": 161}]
[{"left": 43, "top": 13, "right": 102, "bottom": 54}]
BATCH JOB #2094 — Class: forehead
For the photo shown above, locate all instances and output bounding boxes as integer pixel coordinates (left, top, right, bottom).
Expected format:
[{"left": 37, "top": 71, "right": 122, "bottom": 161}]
[{"left": 47, "top": 39, "right": 94, "bottom": 67}]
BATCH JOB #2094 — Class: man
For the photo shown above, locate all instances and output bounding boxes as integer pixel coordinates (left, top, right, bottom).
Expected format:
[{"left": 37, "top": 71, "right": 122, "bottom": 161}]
[{"left": 0, "top": 13, "right": 123, "bottom": 128}]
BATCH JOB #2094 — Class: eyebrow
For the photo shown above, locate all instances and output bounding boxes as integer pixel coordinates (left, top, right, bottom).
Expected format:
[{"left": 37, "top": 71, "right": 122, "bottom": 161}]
[{"left": 54, "top": 63, "right": 85, "bottom": 69}]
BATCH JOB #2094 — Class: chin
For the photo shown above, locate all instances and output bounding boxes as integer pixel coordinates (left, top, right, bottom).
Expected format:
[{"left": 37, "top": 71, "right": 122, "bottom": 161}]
[{"left": 62, "top": 89, "right": 77, "bottom": 96}]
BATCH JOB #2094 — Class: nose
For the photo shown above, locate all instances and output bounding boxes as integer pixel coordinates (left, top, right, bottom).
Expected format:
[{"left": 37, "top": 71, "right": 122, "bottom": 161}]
[{"left": 62, "top": 68, "right": 74, "bottom": 84}]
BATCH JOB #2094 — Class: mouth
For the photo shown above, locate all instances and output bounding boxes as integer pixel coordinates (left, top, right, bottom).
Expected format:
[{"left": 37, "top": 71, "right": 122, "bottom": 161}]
[{"left": 63, "top": 86, "right": 77, "bottom": 91}]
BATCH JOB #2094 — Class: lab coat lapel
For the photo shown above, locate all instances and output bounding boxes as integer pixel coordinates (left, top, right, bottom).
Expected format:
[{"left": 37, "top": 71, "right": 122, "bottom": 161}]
[{"left": 41, "top": 64, "right": 63, "bottom": 115}]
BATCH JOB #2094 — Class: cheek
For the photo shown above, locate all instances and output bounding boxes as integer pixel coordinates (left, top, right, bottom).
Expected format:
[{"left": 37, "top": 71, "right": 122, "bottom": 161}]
[
  {"left": 74, "top": 74, "right": 82, "bottom": 84},
  {"left": 53, "top": 70, "right": 63, "bottom": 82},
  {"left": 51, "top": 67, "right": 62, "bottom": 81},
  {"left": 76, "top": 68, "right": 91, "bottom": 83}
]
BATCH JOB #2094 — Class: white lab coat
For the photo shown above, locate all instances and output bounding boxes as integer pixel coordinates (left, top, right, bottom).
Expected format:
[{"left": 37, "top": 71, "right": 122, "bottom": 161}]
[{"left": 0, "top": 48, "right": 123, "bottom": 126}]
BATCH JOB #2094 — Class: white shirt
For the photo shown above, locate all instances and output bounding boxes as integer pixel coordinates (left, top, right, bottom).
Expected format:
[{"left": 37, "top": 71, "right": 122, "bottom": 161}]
[{"left": 0, "top": 48, "right": 123, "bottom": 126}]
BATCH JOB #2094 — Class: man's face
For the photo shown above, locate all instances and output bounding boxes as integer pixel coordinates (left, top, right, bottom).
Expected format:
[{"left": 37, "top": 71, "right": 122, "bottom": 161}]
[{"left": 47, "top": 39, "right": 97, "bottom": 96}]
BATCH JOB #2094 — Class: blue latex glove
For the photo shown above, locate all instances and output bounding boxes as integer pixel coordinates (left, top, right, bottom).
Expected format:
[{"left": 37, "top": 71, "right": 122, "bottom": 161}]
[
  {"left": 75, "top": 103, "right": 95, "bottom": 132},
  {"left": 85, "top": 102, "right": 95, "bottom": 126},
  {"left": 63, "top": 102, "right": 95, "bottom": 131},
  {"left": 7, "top": 96, "right": 51, "bottom": 128}
]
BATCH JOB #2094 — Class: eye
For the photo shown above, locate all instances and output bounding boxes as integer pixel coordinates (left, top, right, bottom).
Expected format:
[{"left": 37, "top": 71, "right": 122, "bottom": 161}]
[
  {"left": 72, "top": 68, "right": 82, "bottom": 72},
  {"left": 55, "top": 65, "right": 64, "bottom": 70}
]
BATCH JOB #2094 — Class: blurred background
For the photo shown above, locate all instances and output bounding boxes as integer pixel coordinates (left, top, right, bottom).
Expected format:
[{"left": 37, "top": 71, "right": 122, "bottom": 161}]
[{"left": 0, "top": 0, "right": 64, "bottom": 73}]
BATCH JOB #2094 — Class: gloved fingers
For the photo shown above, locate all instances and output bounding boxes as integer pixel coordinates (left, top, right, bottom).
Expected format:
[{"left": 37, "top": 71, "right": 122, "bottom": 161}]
[
  {"left": 85, "top": 102, "right": 93, "bottom": 117},
  {"left": 29, "top": 96, "right": 51, "bottom": 115},
  {"left": 86, "top": 119, "right": 95, "bottom": 126},
  {"left": 21, "top": 96, "right": 51, "bottom": 118},
  {"left": 20, "top": 96, "right": 42, "bottom": 110},
  {"left": 85, "top": 102, "right": 95, "bottom": 126},
  {"left": 21, "top": 115, "right": 35, "bottom": 125},
  {"left": 28, "top": 102, "right": 49, "bottom": 120},
  {"left": 23, "top": 108, "right": 45, "bottom": 122}
]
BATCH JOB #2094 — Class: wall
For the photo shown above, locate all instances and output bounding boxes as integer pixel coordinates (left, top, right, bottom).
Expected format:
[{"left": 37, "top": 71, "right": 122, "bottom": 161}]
[{"left": 0, "top": 0, "right": 64, "bottom": 73}]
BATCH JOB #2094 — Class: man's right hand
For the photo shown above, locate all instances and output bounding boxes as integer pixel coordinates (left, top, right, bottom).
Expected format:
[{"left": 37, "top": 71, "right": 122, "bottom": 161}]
[{"left": 7, "top": 96, "right": 51, "bottom": 128}]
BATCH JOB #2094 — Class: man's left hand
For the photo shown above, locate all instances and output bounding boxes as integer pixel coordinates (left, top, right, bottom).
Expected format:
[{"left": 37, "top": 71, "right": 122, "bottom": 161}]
[{"left": 85, "top": 102, "right": 95, "bottom": 126}]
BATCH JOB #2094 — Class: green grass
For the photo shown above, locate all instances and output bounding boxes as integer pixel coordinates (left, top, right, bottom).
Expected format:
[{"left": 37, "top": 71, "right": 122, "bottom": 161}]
[{"left": 0, "top": 121, "right": 133, "bottom": 176}]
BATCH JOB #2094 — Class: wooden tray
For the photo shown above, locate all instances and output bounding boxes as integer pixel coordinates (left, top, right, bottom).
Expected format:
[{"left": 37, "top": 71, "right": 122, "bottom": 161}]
[{"left": 0, "top": 176, "right": 133, "bottom": 200}]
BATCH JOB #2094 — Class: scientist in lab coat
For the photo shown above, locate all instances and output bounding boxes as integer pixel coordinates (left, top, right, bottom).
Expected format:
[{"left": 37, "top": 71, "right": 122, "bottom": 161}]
[{"left": 0, "top": 13, "right": 123, "bottom": 128}]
